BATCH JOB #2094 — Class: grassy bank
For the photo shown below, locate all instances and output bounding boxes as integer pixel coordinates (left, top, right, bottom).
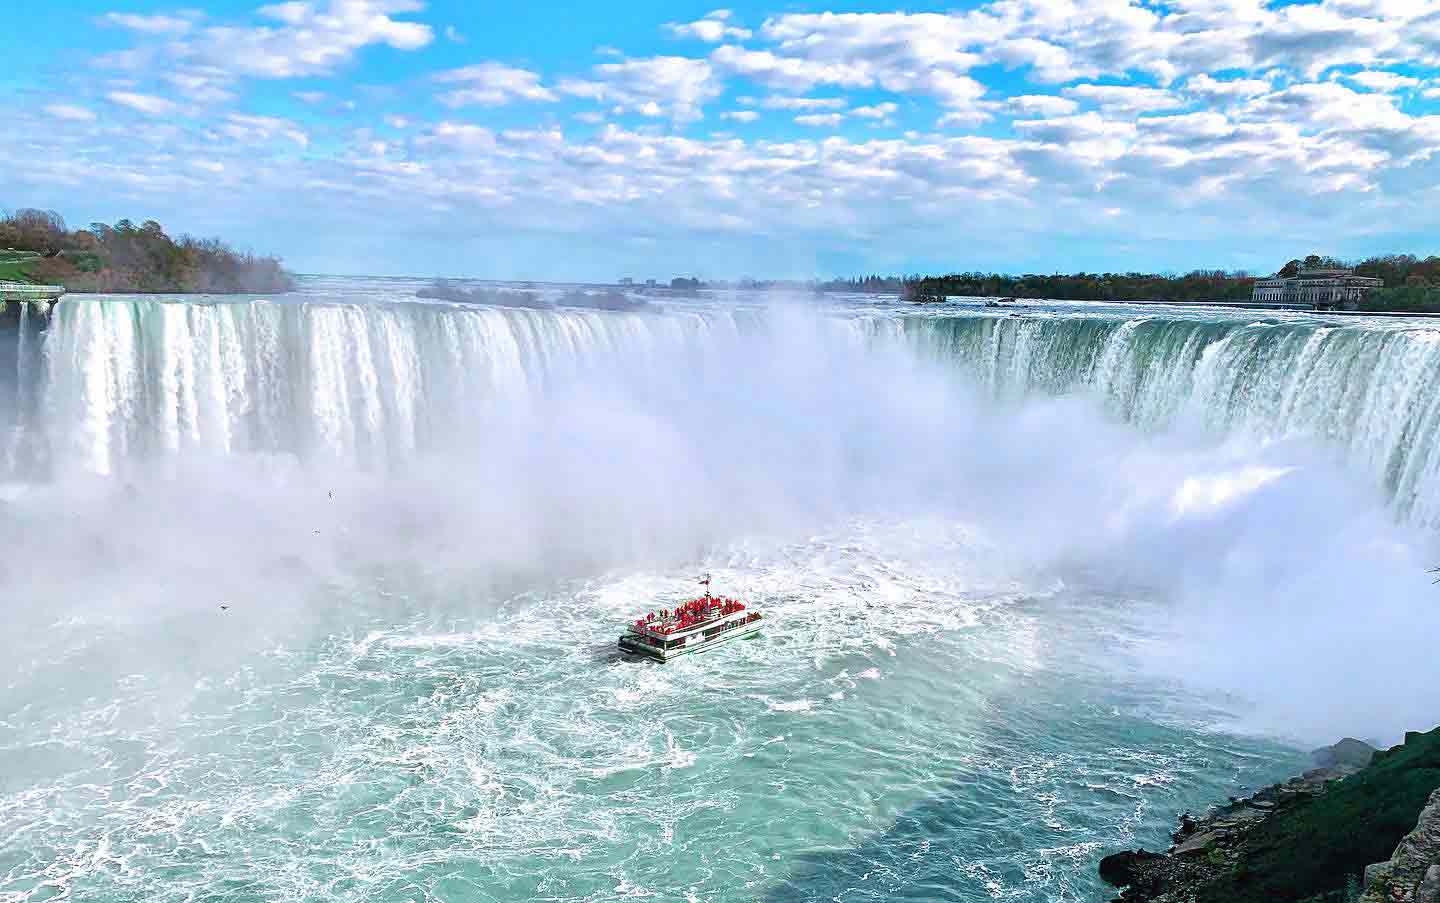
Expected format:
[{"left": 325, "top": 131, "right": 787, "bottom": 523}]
[
  {"left": 1216, "top": 726, "right": 1440, "bottom": 902},
  {"left": 0, "top": 252, "right": 41, "bottom": 284}
]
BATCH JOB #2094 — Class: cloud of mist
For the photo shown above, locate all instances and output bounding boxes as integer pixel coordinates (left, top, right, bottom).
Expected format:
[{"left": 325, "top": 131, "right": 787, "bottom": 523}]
[{"left": 2, "top": 295, "right": 1437, "bottom": 745}]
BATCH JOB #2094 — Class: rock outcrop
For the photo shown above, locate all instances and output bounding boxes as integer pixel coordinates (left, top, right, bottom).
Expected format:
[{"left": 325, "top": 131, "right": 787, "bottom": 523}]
[
  {"left": 1100, "top": 729, "right": 1440, "bottom": 903},
  {"left": 1098, "top": 752, "right": 1366, "bottom": 903},
  {"left": 1358, "top": 788, "right": 1440, "bottom": 903}
]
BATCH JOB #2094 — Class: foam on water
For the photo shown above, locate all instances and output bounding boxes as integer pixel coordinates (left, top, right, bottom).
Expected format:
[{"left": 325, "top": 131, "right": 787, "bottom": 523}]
[{"left": 0, "top": 516, "right": 1310, "bottom": 902}]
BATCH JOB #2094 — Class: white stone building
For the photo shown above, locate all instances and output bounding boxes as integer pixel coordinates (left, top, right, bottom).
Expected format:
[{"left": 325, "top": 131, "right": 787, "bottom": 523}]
[{"left": 1252, "top": 267, "right": 1384, "bottom": 310}]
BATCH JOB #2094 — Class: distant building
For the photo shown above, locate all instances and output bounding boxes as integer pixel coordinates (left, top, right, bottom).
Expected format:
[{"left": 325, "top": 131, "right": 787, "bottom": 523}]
[
  {"left": 1252, "top": 267, "right": 1383, "bottom": 310},
  {"left": 619, "top": 277, "right": 634, "bottom": 285}
]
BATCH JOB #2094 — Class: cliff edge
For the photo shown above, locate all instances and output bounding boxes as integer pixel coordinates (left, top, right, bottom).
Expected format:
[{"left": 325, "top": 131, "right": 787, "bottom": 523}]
[{"left": 1101, "top": 727, "right": 1440, "bottom": 903}]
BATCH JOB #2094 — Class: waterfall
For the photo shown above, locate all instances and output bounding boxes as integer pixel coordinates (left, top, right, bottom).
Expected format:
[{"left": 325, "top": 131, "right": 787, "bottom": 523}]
[
  {"left": 24, "top": 297, "right": 1440, "bottom": 526},
  {"left": 903, "top": 313, "right": 1440, "bottom": 525},
  {"left": 40, "top": 298, "right": 761, "bottom": 477},
  {"left": 5, "top": 302, "right": 40, "bottom": 476}
]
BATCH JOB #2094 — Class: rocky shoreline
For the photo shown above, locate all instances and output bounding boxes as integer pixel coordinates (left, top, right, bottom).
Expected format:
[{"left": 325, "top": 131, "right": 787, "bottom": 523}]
[{"left": 1101, "top": 730, "right": 1440, "bottom": 903}]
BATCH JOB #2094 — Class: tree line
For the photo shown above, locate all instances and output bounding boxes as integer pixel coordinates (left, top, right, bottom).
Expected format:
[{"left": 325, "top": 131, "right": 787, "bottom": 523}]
[
  {"left": 888, "top": 252, "right": 1440, "bottom": 311},
  {"left": 0, "top": 208, "right": 295, "bottom": 294}
]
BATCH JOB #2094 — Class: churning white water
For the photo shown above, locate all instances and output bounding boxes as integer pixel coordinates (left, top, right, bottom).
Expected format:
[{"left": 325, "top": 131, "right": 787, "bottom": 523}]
[{"left": 1, "top": 281, "right": 1436, "bottom": 902}]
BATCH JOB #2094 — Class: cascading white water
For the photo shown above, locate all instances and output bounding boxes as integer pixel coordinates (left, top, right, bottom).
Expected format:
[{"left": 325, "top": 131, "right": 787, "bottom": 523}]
[
  {"left": 31, "top": 298, "right": 1440, "bottom": 526},
  {"left": 904, "top": 312, "right": 1440, "bottom": 525},
  {"left": 39, "top": 298, "right": 773, "bottom": 477}
]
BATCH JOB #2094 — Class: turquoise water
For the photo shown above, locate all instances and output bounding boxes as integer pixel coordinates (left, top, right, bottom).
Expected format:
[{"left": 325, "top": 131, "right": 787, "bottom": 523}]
[
  {"left": 1, "top": 522, "right": 1306, "bottom": 902},
  {"left": 8, "top": 281, "right": 1437, "bottom": 901}
]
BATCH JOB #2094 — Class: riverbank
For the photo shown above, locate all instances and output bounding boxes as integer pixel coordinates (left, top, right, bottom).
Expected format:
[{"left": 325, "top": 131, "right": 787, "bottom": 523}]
[{"left": 1101, "top": 728, "right": 1440, "bottom": 903}]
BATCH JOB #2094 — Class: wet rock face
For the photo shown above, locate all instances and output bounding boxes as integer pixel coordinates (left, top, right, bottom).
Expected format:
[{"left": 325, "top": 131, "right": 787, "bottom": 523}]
[
  {"left": 1359, "top": 789, "right": 1440, "bottom": 903},
  {"left": 1417, "top": 864, "right": 1440, "bottom": 903}
]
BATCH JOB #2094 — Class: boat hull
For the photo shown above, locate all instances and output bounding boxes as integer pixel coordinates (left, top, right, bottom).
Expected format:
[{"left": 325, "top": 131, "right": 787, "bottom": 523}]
[{"left": 618, "top": 621, "right": 762, "bottom": 662}]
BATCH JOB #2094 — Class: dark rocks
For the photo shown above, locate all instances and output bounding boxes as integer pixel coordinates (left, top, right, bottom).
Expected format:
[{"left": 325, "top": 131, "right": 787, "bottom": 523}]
[
  {"left": 1101, "top": 728, "right": 1440, "bottom": 903},
  {"left": 1100, "top": 850, "right": 1165, "bottom": 887}
]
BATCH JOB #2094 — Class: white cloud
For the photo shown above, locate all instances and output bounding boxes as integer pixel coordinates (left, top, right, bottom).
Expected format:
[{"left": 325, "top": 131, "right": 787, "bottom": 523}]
[
  {"left": 1007, "top": 94, "right": 1080, "bottom": 117},
  {"left": 850, "top": 102, "right": 897, "bottom": 119},
  {"left": 100, "top": 12, "right": 196, "bottom": 35},
  {"left": 102, "top": 0, "right": 432, "bottom": 87},
  {"left": 107, "top": 91, "right": 179, "bottom": 116},
  {"left": 418, "top": 122, "right": 496, "bottom": 151},
  {"left": 385, "top": 115, "right": 411, "bottom": 128},
  {"left": 666, "top": 10, "right": 751, "bottom": 42},
  {"left": 435, "top": 62, "right": 556, "bottom": 107},
  {"left": 1241, "top": 81, "right": 1411, "bottom": 131},
  {"left": 44, "top": 104, "right": 97, "bottom": 122},
  {"left": 163, "top": 67, "right": 236, "bottom": 103},
  {"left": 937, "top": 110, "right": 991, "bottom": 128},
  {"left": 710, "top": 47, "right": 871, "bottom": 93},
  {"left": 759, "top": 95, "right": 848, "bottom": 111},
  {"left": 444, "top": 25, "right": 465, "bottom": 43},
  {"left": 1185, "top": 73, "right": 1275, "bottom": 101},
  {"left": 220, "top": 113, "right": 309, "bottom": 147},
  {"left": 21, "top": 0, "right": 1440, "bottom": 266},
  {"left": 559, "top": 56, "right": 721, "bottom": 121},
  {"left": 1065, "top": 84, "right": 1185, "bottom": 113},
  {"left": 1345, "top": 70, "right": 1422, "bottom": 91}
]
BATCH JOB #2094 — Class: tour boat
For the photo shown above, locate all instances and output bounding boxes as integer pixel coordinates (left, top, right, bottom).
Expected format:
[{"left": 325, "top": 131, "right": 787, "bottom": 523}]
[{"left": 618, "top": 578, "right": 762, "bottom": 661}]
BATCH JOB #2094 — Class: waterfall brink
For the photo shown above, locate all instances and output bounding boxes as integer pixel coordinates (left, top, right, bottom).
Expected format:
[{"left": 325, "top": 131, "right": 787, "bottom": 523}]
[
  {"left": 906, "top": 314, "right": 1440, "bottom": 525},
  {"left": 27, "top": 297, "right": 1440, "bottom": 525},
  {"left": 40, "top": 298, "right": 760, "bottom": 477}
]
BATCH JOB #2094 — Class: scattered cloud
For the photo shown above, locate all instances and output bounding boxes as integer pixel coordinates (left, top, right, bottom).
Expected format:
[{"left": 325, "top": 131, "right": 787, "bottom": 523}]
[
  {"left": 1185, "top": 73, "right": 1276, "bottom": 101},
  {"left": 44, "top": 104, "right": 98, "bottom": 122},
  {"left": 1064, "top": 84, "right": 1185, "bottom": 114},
  {"left": 758, "top": 95, "right": 848, "bottom": 111},
  {"left": 1007, "top": 94, "right": 1079, "bottom": 117},
  {"left": 14, "top": 0, "right": 1440, "bottom": 272},
  {"left": 107, "top": 91, "right": 180, "bottom": 116},
  {"left": 849, "top": 102, "right": 896, "bottom": 120},
  {"left": 100, "top": 12, "right": 197, "bottom": 35},
  {"left": 1344, "top": 70, "right": 1422, "bottom": 92},
  {"left": 666, "top": 10, "right": 752, "bottom": 42},
  {"left": 99, "top": 0, "right": 432, "bottom": 88},
  {"left": 558, "top": 56, "right": 721, "bottom": 121},
  {"left": 435, "top": 62, "right": 556, "bottom": 107},
  {"left": 219, "top": 113, "right": 309, "bottom": 148}
]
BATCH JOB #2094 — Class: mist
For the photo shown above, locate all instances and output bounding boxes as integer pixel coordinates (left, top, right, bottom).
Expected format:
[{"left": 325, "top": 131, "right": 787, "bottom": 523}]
[{"left": 2, "top": 294, "right": 1437, "bottom": 747}]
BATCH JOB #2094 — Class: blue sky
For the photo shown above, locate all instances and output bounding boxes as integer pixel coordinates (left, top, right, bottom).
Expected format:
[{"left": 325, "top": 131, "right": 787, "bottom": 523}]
[{"left": 4, "top": 0, "right": 1440, "bottom": 280}]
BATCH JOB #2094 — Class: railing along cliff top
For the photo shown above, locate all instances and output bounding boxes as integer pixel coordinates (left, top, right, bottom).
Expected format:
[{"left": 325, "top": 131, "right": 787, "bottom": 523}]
[{"left": 0, "top": 282, "right": 66, "bottom": 301}]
